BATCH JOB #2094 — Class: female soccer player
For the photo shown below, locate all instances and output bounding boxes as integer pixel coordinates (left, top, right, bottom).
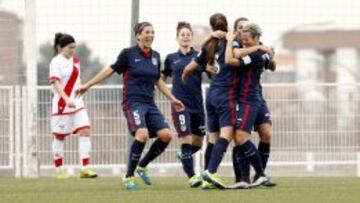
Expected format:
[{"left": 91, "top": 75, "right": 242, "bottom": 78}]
[
  {"left": 49, "top": 33, "right": 97, "bottom": 179},
  {"left": 182, "top": 13, "right": 240, "bottom": 189},
  {"left": 77, "top": 22, "right": 184, "bottom": 191},
  {"left": 161, "top": 22, "right": 206, "bottom": 188},
  {"left": 229, "top": 18, "right": 276, "bottom": 187},
  {"left": 225, "top": 22, "right": 275, "bottom": 188}
]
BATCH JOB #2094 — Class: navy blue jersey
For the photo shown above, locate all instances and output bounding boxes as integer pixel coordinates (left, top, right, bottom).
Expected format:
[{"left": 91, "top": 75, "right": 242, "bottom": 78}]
[
  {"left": 195, "top": 39, "right": 239, "bottom": 93},
  {"left": 237, "top": 50, "right": 270, "bottom": 104},
  {"left": 162, "top": 49, "right": 205, "bottom": 113},
  {"left": 111, "top": 45, "right": 161, "bottom": 105},
  {"left": 232, "top": 39, "right": 243, "bottom": 49}
]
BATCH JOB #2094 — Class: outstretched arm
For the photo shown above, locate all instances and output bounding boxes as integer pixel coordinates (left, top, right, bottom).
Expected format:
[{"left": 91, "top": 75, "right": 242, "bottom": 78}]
[{"left": 77, "top": 67, "right": 115, "bottom": 96}]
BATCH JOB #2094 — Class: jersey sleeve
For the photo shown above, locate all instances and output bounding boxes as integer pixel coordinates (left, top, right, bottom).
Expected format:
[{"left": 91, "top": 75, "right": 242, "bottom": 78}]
[
  {"left": 111, "top": 49, "right": 129, "bottom": 74},
  {"left": 194, "top": 47, "right": 207, "bottom": 67},
  {"left": 232, "top": 40, "right": 242, "bottom": 49},
  {"left": 161, "top": 55, "right": 172, "bottom": 77},
  {"left": 49, "top": 60, "right": 61, "bottom": 84}
]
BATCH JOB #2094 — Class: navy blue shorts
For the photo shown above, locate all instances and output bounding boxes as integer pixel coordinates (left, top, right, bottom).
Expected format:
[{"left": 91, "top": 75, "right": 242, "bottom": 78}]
[
  {"left": 206, "top": 90, "right": 237, "bottom": 133},
  {"left": 254, "top": 100, "right": 272, "bottom": 128},
  {"left": 171, "top": 109, "right": 206, "bottom": 137},
  {"left": 123, "top": 102, "right": 169, "bottom": 138},
  {"left": 236, "top": 102, "right": 261, "bottom": 134}
]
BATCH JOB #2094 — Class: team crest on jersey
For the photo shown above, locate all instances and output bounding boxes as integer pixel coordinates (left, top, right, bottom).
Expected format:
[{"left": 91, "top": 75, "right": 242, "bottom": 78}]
[{"left": 152, "top": 57, "right": 158, "bottom": 66}]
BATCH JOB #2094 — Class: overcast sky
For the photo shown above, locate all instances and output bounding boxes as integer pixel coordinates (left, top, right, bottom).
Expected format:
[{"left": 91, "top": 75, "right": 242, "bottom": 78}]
[{"left": 1, "top": 0, "right": 359, "bottom": 65}]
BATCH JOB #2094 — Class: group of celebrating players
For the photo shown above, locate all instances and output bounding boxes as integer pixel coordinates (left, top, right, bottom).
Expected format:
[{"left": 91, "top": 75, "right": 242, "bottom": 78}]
[{"left": 49, "top": 12, "right": 276, "bottom": 191}]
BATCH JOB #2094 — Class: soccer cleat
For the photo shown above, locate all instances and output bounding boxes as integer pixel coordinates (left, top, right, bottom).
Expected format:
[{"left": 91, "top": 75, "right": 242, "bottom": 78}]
[
  {"left": 136, "top": 166, "right": 152, "bottom": 185},
  {"left": 202, "top": 170, "right": 226, "bottom": 189},
  {"left": 123, "top": 176, "right": 137, "bottom": 191},
  {"left": 55, "top": 169, "right": 69, "bottom": 179},
  {"left": 201, "top": 180, "right": 216, "bottom": 190},
  {"left": 80, "top": 168, "right": 98, "bottom": 178},
  {"left": 253, "top": 174, "right": 277, "bottom": 187},
  {"left": 250, "top": 175, "right": 270, "bottom": 188},
  {"left": 189, "top": 176, "right": 202, "bottom": 188},
  {"left": 226, "top": 181, "right": 250, "bottom": 189}
]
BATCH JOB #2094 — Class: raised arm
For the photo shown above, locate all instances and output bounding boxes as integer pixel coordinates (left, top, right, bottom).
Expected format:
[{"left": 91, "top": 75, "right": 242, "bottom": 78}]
[
  {"left": 200, "top": 30, "right": 226, "bottom": 46},
  {"left": 225, "top": 32, "right": 241, "bottom": 66},
  {"left": 181, "top": 60, "right": 199, "bottom": 83}
]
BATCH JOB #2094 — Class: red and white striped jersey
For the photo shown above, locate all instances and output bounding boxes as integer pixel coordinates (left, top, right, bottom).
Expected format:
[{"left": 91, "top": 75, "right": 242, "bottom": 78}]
[{"left": 49, "top": 54, "right": 85, "bottom": 115}]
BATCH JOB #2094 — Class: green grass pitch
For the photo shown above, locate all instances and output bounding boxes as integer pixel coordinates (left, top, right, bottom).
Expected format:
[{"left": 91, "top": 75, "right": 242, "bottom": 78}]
[{"left": 0, "top": 177, "right": 359, "bottom": 203}]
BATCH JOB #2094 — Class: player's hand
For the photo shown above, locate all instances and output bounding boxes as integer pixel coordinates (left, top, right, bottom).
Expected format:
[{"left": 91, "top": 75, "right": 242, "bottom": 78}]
[
  {"left": 226, "top": 31, "right": 237, "bottom": 41},
  {"left": 211, "top": 30, "right": 227, "bottom": 39},
  {"left": 171, "top": 98, "right": 185, "bottom": 112},
  {"left": 259, "top": 45, "right": 273, "bottom": 55},
  {"left": 206, "top": 64, "right": 219, "bottom": 75},
  {"left": 65, "top": 98, "right": 76, "bottom": 108},
  {"left": 76, "top": 84, "right": 90, "bottom": 97}
]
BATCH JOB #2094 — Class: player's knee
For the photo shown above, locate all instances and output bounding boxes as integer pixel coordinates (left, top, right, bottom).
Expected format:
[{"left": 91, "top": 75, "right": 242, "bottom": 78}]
[
  {"left": 208, "top": 132, "right": 219, "bottom": 144},
  {"left": 259, "top": 131, "right": 272, "bottom": 143},
  {"left": 234, "top": 130, "right": 251, "bottom": 145},
  {"left": 78, "top": 128, "right": 91, "bottom": 136},
  {"left": 158, "top": 129, "right": 172, "bottom": 143},
  {"left": 135, "top": 129, "right": 149, "bottom": 142},
  {"left": 192, "top": 136, "right": 203, "bottom": 148}
]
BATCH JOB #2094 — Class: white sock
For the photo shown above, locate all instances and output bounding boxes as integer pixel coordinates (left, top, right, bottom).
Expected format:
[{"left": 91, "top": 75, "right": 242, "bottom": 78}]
[
  {"left": 79, "top": 136, "right": 91, "bottom": 169},
  {"left": 52, "top": 138, "right": 64, "bottom": 171}
]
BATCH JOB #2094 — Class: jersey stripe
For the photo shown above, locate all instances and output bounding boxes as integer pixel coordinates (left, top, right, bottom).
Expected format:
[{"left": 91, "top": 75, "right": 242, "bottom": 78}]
[{"left": 57, "top": 57, "right": 79, "bottom": 114}]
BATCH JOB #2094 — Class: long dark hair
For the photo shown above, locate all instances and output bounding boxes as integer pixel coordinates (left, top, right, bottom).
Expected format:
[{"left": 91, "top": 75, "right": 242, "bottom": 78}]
[
  {"left": 205, "top": 13, "right": 228, "bottom": 65},
  {"left": 53, "top": 33, "right": 75, "bottom": 56},
  {"left": 233, "top": 17, "right": 248, "bottom": 30}
]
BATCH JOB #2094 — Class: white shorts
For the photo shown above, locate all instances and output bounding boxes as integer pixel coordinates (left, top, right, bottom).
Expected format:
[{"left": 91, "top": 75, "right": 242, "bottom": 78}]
[{"left": 51, "top": 108, "right": 90, "bottom": 136}]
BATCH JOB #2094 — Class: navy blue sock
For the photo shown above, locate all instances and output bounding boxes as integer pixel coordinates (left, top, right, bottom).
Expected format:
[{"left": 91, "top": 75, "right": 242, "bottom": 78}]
[
  {"left": 239, "top": 140, "right": 264, "bottom": 176},
  {"left": 191, "top": 145, "right": 201, "bottom": 154},
  {"left": 232, "top": 146, "right": 241, "bottom": 182},
  {"left": 180, "top": 144, "right": 195, "bottom": 178},
  {"left": 208, "top": 138, "right": 229, "bottom": 173},
  {"left": 204, "top": 143, "right": 214, "bottom": 170},
  {"left": 126, "top": 139, "right": 145, "bottom": 177},
  {"left": 237, "top": 146, "right": 250, "bottom": 183},
  {"left": 258, "top": 142, "right": 270, "bottom": 169},
  {"left": 139, "top": 138, "right": 169, "bottom": 168}
]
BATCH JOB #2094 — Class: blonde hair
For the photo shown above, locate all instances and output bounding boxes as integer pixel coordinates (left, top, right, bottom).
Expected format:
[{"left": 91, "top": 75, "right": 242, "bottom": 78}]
[{"left": 242, "top": 23, "right": 262, "bottom": 38}]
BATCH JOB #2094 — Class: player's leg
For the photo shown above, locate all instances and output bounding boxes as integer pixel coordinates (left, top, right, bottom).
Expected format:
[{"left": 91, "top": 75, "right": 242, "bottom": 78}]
[
  {"left": 122, "top": 104, "right": 148, "bottom": 190},
  {"left": 184, "top": 112, "right": 206, "bottom": 187},
  {"left": 73, "top": 109, "right": 97, "bottom": 178},
  {"left": 137, "top": 106, "right": 171, "bottom": 185},
  {"left": 172, "top": 110, "right": 201, "bottom": 187},
  {"left": 51, "top": 115, "right": 71, "bottom": 179},
  {"left": 190, "top": 112, "right": 206, "bottom": 154},
  {"left": 203, "top": 101, "right": 236, "bottom": 189},
  {"left": 234, "top": 104, "right": 269, "bottom": 188},
  {"left": 254, "top": 123, "right": 276, "bottom": 186},
  {"left": 254, "top": 102, "right": 272, "bottom": 170},
  {"left": 203, "top": 126, "right": 233, "bottom": 189}
]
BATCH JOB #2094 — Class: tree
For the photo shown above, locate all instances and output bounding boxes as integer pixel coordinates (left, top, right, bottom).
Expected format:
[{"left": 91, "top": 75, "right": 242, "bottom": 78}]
[{"left": 37, "top": 42, "right": 119, "bottom": 85}]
